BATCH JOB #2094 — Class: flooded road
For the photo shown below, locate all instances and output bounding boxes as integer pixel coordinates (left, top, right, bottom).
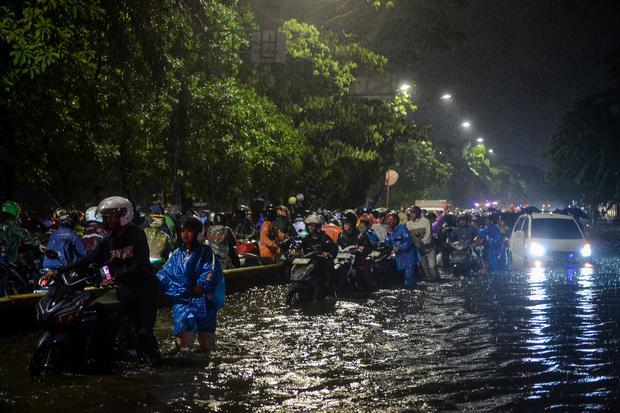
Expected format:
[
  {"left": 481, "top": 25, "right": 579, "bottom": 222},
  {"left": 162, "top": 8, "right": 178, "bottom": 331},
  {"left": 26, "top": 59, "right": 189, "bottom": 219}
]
[{"left": 2, "top": 227, "right": 620, "bottom": 411}]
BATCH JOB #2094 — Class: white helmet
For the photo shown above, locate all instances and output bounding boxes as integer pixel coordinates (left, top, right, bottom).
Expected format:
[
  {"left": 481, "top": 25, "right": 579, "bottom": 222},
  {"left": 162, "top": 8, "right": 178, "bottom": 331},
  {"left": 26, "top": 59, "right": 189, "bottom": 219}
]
[
  {"left": 97, "top": 196, "right": 134, "bottom": 227},
  {"left": 85, "top": 206, "right": 102, "bottom": 223},
  {"left": 304, "top": 213, "right": 323, "bottom": 226}
]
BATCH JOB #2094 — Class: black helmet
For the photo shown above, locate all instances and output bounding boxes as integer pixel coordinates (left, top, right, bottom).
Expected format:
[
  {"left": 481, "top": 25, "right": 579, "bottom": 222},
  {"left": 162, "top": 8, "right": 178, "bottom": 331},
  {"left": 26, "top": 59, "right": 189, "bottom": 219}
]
[
  {"left": 178, "top": 215, "right": 202, "bottom": 233},
  {"left": 213, "top": 213, "right": 226, "bottom": 225},
  {"left": 343, "top": 210, "right": 357, "bottom": 226},
  {"left": 264, "top": 208, "right": 276, "bottom": 221},
  {"left": 54, "top": 208, "right": 79, "bottom": 228}
]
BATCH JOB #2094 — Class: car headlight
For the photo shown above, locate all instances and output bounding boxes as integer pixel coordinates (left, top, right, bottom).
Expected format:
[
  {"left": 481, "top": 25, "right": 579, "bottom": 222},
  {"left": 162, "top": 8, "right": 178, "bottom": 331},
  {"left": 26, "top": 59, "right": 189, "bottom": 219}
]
[
  {"left": 529, "top": 242, "right": 546, "bottom": 257},
  {"left": 580, "top": 243, "right": 592, "bottom": 257}
]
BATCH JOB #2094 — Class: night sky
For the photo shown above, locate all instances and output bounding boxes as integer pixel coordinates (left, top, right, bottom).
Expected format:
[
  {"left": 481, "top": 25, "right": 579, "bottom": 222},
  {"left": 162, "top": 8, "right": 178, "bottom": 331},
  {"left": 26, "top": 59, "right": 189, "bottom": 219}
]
[{"left": 412, "top": 0, "right": 620, "bottom": 169}]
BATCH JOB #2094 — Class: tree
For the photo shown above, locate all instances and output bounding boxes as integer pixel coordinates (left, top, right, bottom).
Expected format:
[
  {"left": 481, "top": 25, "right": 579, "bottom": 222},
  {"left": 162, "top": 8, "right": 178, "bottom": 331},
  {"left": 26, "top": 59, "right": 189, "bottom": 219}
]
[
  {"left": 389, "top": 138, "right": 452, "bottom": 206},
  {"left": 548, "top": 91, "right": 620, "bottom": 203}
]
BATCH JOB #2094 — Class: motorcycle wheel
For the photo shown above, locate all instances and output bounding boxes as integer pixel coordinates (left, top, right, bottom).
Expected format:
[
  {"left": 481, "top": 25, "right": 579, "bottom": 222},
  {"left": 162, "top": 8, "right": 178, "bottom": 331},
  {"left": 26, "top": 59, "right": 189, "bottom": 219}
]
[
  {"left": 30, "top": 345, "right": 65, "bottom": 376},
  {"left": 286, "top": 285, "right": 306, "bottom": 306}
]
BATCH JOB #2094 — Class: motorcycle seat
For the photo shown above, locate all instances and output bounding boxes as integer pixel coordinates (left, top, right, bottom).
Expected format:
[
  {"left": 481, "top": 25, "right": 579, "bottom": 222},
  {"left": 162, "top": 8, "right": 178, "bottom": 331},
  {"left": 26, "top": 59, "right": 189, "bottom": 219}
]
[{"left": 88, "top": 289, "right": 122, "bottom": 312}]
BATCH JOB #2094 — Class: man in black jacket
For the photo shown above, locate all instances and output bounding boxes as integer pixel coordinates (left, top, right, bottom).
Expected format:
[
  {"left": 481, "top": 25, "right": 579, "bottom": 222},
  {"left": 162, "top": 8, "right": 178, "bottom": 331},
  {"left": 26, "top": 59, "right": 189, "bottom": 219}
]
[{"left": 75, "top": 196, "right": 160, "bottom": 360}]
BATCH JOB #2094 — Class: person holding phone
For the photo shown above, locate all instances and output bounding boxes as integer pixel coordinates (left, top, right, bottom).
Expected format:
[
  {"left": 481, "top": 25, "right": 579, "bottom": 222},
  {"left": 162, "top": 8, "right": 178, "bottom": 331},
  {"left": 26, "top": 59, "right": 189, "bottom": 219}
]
[{"left": 72, "top": 196, "right": 160, "bottom": 361}]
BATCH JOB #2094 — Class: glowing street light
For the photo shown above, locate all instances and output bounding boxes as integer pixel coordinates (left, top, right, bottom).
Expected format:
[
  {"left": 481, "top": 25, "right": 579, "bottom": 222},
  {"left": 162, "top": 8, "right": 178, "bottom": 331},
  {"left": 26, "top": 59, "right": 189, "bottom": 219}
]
[
  {"left": 399, "top": 84, "right": 412, "bottom": 93},
  {"left": 476, "top": 137, "right": 484, "bottom": 143},
  {"left": 461, "top": 121, "right": 472, "bottom": 129},
  {"left": 488, "top": 148, "right": 494, "bottom": 154},
  {"left": 440, "top": 93, "right": 452, "bottom": 101}
]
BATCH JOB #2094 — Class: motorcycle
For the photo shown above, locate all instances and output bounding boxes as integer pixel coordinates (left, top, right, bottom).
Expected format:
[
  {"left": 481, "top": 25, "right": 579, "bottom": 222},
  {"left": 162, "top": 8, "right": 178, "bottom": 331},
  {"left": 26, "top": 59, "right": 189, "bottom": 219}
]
[
  {"left": 365, "top": 242, "right": 398, "bottom": 288},
  {"left": 448, "top": 240, "right": 481, "bottom": 276},
  {"left": 30, "top": 251, "right": 137, "bottom": 376},
  {"left": 332, "top": 245, "right": 358, "bottom": 295},
  {"left": 285, "top": 247, "right": 333, "bottom": 306}
]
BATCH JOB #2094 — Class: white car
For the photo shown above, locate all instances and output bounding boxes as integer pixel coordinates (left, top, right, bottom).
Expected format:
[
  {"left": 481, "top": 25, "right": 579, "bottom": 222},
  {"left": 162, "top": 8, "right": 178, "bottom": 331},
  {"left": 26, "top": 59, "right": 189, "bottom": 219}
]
[{"left": 509, "top": 212, "right": 592, "bottom": 269}]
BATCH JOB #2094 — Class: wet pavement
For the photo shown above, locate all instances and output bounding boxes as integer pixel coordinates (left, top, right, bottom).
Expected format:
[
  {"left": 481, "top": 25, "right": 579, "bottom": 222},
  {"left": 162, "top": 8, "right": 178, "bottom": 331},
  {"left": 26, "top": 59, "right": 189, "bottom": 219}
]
[{"left": 2, "top": 227, "right": 620, "bottom": 412}]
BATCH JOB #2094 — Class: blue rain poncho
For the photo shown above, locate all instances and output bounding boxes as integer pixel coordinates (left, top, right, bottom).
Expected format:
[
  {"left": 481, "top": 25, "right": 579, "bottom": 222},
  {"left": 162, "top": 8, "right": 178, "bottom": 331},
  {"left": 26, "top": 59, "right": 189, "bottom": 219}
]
[
  {"left": 43, "top": 226, "right": 88, "bottom": 269},
  {"left": 479, "top": 224, "right": 502, "bottom": 272},
  {"left": 384, "top": 224, "right": 419, "bottom": 287},
  {"left": 157, "top": 244, "right": 225, "bottom": 334}
]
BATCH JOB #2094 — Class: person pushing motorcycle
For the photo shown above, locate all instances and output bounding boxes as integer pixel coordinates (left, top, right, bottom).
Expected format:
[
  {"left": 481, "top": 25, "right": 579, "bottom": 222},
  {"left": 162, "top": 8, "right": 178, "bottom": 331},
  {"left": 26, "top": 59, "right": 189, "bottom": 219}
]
[{"left": 70, "top": 196, "right": 160, "bottom": 361}]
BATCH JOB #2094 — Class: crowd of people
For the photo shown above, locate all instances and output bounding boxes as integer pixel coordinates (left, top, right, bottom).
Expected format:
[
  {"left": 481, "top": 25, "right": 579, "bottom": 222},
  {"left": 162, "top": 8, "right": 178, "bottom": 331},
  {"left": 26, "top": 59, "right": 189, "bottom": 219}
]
[{"left": 0, "top": 197, "right": 514, "bottom": 359}]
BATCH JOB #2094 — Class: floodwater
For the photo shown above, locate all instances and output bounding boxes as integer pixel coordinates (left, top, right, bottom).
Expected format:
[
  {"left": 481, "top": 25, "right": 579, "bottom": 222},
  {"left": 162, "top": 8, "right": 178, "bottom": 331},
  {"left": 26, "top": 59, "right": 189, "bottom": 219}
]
[{"left": 2, "top": 227, "right": 620, "bottom": 412}]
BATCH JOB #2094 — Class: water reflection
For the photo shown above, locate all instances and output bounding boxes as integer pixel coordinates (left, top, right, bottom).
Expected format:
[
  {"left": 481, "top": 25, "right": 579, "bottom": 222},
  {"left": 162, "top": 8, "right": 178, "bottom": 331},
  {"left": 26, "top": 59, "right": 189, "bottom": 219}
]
[
  {"left": 1, "top": 232, "right": 620, "bottom": 411},
  {"left": 519, "top": 263, "right": 613, "bottom": 407}
]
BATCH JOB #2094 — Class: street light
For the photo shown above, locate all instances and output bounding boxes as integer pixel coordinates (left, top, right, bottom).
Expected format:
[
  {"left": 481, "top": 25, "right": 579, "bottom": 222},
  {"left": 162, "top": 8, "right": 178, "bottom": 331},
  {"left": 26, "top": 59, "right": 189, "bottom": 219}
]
[
  {"left": 440, "top": 93, "right": 452, "bottom": 101},
  {"left": 462, "top": 121, "right": 472, "bottom": 129},
  {"left": 488, "top": 148, "right": 494, "bottom": 154},
  {"left": 476, "top": 137, "right": 484, "bottom": 143},
  {"left": 399, "top": 84, "right": 412, "bottom": 93}
]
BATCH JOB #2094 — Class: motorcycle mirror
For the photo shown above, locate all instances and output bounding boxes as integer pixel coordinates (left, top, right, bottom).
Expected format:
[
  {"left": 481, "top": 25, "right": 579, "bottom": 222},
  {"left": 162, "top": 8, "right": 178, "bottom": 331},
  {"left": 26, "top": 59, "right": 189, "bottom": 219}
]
[{"left": 45, "top": 249, "right": 59, "bottom": 259}]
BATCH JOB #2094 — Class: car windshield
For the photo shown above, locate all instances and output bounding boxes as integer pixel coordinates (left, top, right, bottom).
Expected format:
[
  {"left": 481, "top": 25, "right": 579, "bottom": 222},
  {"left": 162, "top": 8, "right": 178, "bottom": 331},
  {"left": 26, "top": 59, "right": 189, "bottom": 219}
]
[{"left": 531, "top": 219, "right": 582, "bottom": 239}]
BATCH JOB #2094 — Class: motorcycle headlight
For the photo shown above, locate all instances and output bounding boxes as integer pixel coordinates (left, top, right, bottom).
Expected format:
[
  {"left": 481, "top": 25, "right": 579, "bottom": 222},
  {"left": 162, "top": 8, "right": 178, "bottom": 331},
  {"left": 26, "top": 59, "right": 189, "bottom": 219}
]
[
  {"left": 529, "top": 242, "right": 546, "bottom": 257},
  {"left": 580, "top": 243, "right": 592, "bottom": 258}
]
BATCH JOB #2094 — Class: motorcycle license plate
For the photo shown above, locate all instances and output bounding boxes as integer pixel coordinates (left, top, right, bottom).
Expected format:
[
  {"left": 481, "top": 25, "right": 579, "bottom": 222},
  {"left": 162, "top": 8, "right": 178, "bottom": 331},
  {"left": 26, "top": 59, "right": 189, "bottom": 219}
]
[
  {"left": 293, "top": 258, "right": 311, "bottom": 265},
  {"left": 336, "top": 253, "right": 352, "bottom": 259}
]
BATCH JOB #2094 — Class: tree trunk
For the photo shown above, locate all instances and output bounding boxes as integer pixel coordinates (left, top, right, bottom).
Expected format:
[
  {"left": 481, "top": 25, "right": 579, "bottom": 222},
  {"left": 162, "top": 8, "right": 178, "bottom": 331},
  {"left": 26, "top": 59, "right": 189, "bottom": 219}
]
[{"left": 171, "top": 82, "right": 191, "bottom": 208}]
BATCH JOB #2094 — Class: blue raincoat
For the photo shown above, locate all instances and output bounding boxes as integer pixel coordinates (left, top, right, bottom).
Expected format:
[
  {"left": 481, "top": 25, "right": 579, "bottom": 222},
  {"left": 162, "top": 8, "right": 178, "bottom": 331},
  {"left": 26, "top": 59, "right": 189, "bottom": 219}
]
[
  {"left": 43, "top": 226, "right": 88, "bottom": 269},
  {"left": 157, "top": 244, "right": 225, "bottom": 335},
  {"left": 384, "top": 224, "right": 419, "bottom": 287},
  {"left": 364, "top": 229, "right": 381, "bottom": 245},
  {"left": 480, "top": 224, "right": 502, "bottom": 272}
]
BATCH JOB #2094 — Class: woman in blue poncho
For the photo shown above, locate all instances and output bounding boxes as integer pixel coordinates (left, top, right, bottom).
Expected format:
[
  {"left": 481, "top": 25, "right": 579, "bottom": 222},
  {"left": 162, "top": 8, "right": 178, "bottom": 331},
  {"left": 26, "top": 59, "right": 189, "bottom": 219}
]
[{"left": 157, "top": 216, "right": 225, "bottom": 351}]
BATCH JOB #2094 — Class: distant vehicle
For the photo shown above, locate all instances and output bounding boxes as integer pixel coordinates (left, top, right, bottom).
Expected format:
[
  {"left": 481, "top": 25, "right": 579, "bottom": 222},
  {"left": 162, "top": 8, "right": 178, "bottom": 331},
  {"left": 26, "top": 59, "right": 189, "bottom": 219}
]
[
  {"left": 415, "top": 200, "right": 451, "bottom": 214},
  {"left": 541, "top": 202, "right": 552, "bottom": 211},
  {"left": 509, "top": 212, "right": 592, "bottom": 269}
]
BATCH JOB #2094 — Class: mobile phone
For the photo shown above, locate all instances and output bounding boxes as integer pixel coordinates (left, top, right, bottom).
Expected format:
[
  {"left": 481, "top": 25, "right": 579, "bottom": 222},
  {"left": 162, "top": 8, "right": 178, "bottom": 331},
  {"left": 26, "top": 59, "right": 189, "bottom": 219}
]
[{"left": 100, "top": 265, "right": 112, "bottom": 280}]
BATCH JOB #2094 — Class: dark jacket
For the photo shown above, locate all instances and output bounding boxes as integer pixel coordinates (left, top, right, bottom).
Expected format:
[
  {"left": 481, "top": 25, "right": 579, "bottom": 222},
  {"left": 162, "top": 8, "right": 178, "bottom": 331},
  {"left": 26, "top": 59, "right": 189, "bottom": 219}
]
[
  {"left": 301, "top": 231, "right": 338, "bottom": 256},
  {"left": 74, "top": 224, "right": 156, "bottom": 295},
  {"left": 337, "top": 228, "right": 360, "bottom": 249}
]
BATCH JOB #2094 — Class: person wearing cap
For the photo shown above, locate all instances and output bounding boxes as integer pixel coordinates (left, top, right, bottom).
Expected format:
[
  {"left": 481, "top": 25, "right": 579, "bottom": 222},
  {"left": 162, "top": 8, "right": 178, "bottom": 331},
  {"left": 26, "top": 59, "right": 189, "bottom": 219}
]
[
  {"left": 384, "top": 211, "right": 418, "bottom": 288},
  {"left": 157, "top": 215, "right": 225, "bottom": 352}
]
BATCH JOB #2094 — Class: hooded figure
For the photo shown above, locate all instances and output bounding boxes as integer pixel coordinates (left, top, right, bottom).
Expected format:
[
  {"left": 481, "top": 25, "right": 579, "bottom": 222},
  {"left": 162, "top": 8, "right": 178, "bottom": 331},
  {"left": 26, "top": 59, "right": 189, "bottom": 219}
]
[
  {"left": 157, "top": 216, "right": 225, "bottom": 351},
  {"left": 384, "top": 212, "right": 419, "bottom": 288}
]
